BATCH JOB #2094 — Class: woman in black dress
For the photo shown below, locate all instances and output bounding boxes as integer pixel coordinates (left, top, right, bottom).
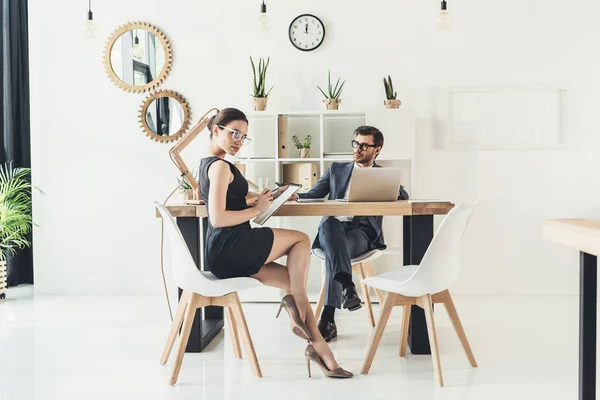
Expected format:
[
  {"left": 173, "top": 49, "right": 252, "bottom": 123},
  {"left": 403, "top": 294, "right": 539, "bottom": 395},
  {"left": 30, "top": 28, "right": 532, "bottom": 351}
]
[{"left": 198, "top": 108, "right": 352, "bottom": 378}]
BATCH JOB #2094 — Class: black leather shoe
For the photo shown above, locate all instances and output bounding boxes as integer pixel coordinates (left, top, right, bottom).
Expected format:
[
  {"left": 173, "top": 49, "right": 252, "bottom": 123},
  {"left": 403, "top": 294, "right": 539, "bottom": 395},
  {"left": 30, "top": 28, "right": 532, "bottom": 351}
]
[
  {"left": 342, "top": 285, "right": 362, "bottom": 311},
  {"left": 318, "top": 319, "right": 337, "bottom": 342}
]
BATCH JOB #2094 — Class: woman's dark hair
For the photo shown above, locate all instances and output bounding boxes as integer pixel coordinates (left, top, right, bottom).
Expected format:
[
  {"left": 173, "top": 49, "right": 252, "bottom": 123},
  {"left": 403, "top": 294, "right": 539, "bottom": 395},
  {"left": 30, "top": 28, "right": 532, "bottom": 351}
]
[
  {"left": 354, "top": 125, "right": 384, "bottom": 148},
  {"left": 207, "top": 108, "right": 249, "bottom": 137}
]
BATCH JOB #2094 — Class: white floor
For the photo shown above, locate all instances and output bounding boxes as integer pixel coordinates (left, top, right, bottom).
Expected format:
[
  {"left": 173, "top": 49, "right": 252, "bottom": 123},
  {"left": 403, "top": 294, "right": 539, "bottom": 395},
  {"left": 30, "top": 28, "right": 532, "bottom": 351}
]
[{"left": 0, "top": 285, "right": 581, "bottom": 400}]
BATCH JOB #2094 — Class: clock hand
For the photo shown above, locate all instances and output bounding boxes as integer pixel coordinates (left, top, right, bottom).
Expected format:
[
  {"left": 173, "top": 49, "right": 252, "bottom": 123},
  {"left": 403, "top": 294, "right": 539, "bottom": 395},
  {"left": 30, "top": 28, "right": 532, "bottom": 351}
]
[{"left": 305, "top": 24, "right": 308, "bottom": 33}]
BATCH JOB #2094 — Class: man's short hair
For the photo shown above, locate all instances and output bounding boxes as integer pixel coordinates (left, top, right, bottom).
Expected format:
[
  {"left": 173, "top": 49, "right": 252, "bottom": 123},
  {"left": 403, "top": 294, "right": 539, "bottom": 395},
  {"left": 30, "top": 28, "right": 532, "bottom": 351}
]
[{"left": 354, "top": 125, "right": 384, "bottom": 148}]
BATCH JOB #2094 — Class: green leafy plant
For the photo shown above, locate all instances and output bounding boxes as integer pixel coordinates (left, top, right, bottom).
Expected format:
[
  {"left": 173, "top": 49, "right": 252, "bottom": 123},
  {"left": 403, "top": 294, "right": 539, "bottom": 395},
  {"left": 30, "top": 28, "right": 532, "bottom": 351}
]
[
  {"left": 177, "top": 169, "right": 198, "bottom": 192},
  {"left": 317, "top": 70, "right": 346, "bottom": 100},
  {"left": 0, "top": 162, "right": 33, "bottom": 262},
  {"left": 292, "top": 134, "right": 312, "bottom": 149},
  {"left": 383, "top": 75, "right": 397, "bottom": 100},
  {"left": 250, "top": 56, "right": 274, "bottom": 98}
]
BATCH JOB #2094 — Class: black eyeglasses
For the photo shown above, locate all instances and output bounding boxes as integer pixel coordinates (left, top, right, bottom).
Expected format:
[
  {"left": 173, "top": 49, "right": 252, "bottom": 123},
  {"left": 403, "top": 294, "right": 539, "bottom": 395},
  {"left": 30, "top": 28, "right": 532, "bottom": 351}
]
[
  {"left": 351, "top": 140, "right": 378, "bottom": 152},
  {"left": 218, "top": 125, "right": 252, "bottom": 146}
]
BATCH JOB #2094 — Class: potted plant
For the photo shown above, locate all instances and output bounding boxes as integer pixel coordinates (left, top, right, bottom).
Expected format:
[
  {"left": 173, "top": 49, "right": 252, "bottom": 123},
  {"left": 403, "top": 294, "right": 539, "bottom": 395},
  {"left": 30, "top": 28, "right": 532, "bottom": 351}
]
[
  {"left": 292, "top": 134, "right": 312, "bottom": 158},
  {"left": 383, "top": 75, "right": 401, "bottom": 109},
  {"left": 0, "top": 162, "right": 33, "bottom": 300},
  {"left": 177, "top": 169, "right": 198, "bottom": 201},
  {"left": 318, "top": 70, "right": 346, "bottom": 110},
  {"left": 250, "top": 56, "right": 273, "bottom": 111}
]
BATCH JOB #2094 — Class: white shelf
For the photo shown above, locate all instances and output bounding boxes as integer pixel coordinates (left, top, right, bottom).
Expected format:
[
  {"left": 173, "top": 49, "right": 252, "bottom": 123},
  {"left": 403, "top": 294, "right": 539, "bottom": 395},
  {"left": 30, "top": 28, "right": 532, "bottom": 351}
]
[
  {"left": 235, "top": 157, "right": 410, "bottom": 162},
  {"left": 235, "top": 157, "right": 276, "bottom": 162},
  {"left": 248, "top": 110, "right": 366, "bottom": 117},
  {"left": 278, "top": 158, "right": 321, "bottom": 162}
]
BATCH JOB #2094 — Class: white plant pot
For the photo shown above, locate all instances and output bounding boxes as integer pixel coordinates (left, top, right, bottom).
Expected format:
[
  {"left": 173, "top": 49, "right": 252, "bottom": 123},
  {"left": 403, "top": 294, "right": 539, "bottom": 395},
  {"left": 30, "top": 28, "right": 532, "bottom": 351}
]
[
  {"left": 324, "top": 98, "right": 341, "bottom": 110},
  {"left": 299, "top": 148, "right": 311, "bottom": 158},
  {"left": 384, "top": 99, "right": 402, "bottom": 109},
  {"left": 253, "top": 97, "right": 268, "bottom": 111}
]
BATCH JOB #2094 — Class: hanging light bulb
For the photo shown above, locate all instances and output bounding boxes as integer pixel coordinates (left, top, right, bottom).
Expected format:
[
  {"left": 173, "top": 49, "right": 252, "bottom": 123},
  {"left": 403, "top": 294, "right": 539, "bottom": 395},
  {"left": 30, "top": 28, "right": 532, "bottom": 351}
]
[
  {"left": 130, "top": 32, "right": 144, "bottom": 61},
  {"left": 256, "top": 1, "right": 271, "bottom": 31},
  {"left": 82, "top": 0, "right": 98, "bottom": 38},
  {"left": 436, "top": 0, "right": 452, "bottom": 30}
]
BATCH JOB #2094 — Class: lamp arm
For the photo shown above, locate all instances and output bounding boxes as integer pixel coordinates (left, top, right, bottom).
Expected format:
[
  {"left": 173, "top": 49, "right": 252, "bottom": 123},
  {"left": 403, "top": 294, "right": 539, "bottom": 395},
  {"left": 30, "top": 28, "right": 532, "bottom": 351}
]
[{"left": 168, "top": 108, "right": 219, "bottom": 201}]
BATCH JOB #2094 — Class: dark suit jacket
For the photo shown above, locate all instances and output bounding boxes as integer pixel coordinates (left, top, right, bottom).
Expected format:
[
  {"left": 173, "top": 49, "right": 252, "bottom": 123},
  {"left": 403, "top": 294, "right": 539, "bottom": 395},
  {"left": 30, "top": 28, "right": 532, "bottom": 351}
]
[{"left": 297, "top": 162, "right": 409, "bottom": 251}]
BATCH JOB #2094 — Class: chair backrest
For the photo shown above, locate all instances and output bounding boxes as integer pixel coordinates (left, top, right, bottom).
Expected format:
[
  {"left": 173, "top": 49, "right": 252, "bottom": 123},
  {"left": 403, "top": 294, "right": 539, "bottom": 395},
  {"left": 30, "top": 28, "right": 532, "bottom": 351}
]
[
  {"left": 155, "top": 202, "right": 213, "bottom": 292},
  {"left": 405, "top": 204, "right": 475, "bottom": 295}
]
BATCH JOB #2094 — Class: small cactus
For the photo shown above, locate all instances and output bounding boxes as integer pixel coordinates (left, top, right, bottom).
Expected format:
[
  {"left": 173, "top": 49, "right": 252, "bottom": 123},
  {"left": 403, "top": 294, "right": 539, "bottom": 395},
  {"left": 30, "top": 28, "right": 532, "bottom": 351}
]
[{"left": 383, "top": 75, "right": 397, "bottom": 100}]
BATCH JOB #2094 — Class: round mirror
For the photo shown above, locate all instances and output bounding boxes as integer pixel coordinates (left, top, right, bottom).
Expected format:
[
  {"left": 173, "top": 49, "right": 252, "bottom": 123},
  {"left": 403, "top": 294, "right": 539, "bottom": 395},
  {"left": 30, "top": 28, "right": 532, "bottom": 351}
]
[
  {"left": 104, "top": 22, "right": 172, "bottom": 93},
  {"left": 139, "top": 90, "right": 191, "bottom": 143}
]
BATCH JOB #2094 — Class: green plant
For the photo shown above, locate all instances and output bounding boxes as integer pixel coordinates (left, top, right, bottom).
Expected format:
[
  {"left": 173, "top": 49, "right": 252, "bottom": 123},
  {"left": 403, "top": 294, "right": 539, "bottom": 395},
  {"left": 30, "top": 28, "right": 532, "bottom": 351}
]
[
  {"left": 177, "top": 169, "right": 198, "bottom": 192},
  {"left": 250, "top": 56, "right": 274, "bottom": 98},
  {"left": 0, "top": 162, "right": 33, "bottom": 262},
  {"left": 317, "top": 70, "right": 346, "bottom": 100},
  {"left": 292, "top": 134, "right": 312, "bottom": 149},
  {"left": 383, "top": 75, "right": 397, "bottom": 100}
]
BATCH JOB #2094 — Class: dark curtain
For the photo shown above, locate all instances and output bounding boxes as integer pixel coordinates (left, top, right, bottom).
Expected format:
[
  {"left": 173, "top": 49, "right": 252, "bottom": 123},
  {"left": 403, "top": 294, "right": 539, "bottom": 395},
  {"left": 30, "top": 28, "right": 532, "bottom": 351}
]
[
  {"left": 0, "top": 0, "right": 33, "bottom": 286},
  {"left": 156, "top": 97, "right": 170, "bottom": 136}
]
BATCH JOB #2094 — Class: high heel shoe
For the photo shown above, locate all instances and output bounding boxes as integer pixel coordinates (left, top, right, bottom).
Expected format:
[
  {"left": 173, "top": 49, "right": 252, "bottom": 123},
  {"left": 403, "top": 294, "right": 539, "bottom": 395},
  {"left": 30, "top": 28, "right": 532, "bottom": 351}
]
[
  {"left": 276, "top": 294, "right": 312, "bottom": 341},
  {"left": 305, "top": 344, "right": 353, "bottom": 379}
]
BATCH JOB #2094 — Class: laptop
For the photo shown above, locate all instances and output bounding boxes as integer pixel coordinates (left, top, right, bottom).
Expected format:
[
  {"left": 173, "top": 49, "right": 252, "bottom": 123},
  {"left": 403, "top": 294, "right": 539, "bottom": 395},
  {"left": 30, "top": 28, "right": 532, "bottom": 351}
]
[{"left": 338, "top": 168, "right": 402, "bottom": 202}]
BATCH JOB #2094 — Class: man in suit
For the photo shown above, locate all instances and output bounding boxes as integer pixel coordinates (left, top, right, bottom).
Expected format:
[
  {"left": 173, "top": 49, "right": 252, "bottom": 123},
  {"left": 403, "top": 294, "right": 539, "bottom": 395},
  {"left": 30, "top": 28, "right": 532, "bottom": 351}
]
[{"left": 295, "top": 125, "right": 409, "bottom": 342}]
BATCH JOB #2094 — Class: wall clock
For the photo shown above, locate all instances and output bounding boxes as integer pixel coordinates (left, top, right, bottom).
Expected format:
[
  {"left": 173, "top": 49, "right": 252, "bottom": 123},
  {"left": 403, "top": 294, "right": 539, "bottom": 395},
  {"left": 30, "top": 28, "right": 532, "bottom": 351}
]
[{"left": 288, "top": 14, "right": 325, "bottom": 52}]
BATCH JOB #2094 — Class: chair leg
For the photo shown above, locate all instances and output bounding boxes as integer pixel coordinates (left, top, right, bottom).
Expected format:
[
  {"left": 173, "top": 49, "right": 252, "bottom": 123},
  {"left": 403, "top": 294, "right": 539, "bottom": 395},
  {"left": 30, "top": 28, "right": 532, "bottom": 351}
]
[
  {"left": 230, "top": 293, "right": 262, "bottom": 378},
  {"left": 314, "top": 281, "right": 326, "bottom": 319},
  {"left": 364, "top": 262, "right": 385, "bottom": 305},
  {"left": 440, "top": 290, "right": 478, "bottom": 367},
  {"left": 361, "top": 293, "right": 396, "bottom": 374},
  {"left": 357, "top": 264, "right": 375, "bottom": 327},
  {"left": 160, "top": 291, "right": 190, "bottom": 365},
  {"left": 399, "top": 304, "right": 411, "bottom": 357},
  {"left": 417, "top": 294, "right": 444, "bottom": 387},
  {"left": 169, "top": 293, "right": 199, "bottom": 385},
  {"left": 226, "top": 306, "right": 242, "bottom": 359}
]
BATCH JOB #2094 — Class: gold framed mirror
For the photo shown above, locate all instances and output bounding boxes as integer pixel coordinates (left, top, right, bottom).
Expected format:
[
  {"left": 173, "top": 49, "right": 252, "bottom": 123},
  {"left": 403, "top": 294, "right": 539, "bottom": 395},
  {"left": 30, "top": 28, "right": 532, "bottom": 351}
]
[
  {"left": 104, "top": 22, "right": 172, "bottom": 93},
  {"left": 139, "top": 90, "right": 191, "bottom": 143}
]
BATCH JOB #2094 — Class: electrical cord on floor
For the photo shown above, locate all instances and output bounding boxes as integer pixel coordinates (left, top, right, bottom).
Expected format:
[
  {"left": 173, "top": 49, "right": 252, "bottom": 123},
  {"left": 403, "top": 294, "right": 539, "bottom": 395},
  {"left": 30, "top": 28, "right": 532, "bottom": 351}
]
[{"left": 160, "top": 184, "right": 181, "bottom": 322}]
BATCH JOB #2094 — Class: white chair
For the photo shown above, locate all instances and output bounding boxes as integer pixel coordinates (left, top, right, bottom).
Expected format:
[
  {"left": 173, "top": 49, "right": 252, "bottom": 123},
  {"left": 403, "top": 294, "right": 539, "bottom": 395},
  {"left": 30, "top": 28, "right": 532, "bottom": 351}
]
[
  {"left": 311, "top": 248, "right": 385, "bottom": 327},
  {"left": 155, "top": 202, "right": 264, "bottom": 385},
  {"left": 360, "top": 204, "right": 478, "bottom": 387}
]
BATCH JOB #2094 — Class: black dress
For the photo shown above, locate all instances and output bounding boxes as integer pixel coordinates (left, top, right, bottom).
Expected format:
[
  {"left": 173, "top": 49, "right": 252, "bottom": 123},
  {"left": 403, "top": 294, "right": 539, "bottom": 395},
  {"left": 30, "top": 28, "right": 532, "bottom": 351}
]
[{"left": 199, "top": 156, "right": 274, "bottom": 279}]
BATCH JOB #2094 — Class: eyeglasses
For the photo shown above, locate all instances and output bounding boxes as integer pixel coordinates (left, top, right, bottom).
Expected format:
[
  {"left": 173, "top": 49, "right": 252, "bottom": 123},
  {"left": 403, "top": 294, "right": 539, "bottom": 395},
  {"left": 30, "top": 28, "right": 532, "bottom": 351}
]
[
  {"left": 218, "top": 125, "right": 252, "bottom": 146},
  {"left": 351, "top": 140, "right": 378, "bottom": 152}
]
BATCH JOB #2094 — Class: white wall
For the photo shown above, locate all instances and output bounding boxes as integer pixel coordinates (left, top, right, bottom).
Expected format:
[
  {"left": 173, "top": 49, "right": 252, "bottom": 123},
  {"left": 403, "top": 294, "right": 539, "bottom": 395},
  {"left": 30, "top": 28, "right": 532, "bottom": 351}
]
[{"left": 29, "top": 0, "right": 600, "bottom": 295}]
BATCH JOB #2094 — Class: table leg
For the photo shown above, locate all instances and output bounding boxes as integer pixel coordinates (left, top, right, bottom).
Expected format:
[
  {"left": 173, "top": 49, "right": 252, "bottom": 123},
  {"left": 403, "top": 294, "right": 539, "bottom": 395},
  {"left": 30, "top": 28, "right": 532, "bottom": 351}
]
[
  {"left": 580, "top": 252, "right": 597, "bottom": 400},
  {"left": 176, "top": 217, "right": 224, "bottom": 353},
  {"left": 403, "top": 215, "right": 434, "bottom": 355}
]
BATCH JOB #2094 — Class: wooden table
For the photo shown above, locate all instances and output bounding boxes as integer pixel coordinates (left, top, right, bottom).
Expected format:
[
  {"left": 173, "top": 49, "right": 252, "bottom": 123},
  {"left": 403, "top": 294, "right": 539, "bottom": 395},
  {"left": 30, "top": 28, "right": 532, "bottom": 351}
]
[
  {"left": 544, "top": 219, "right": 600, "bottom": 400},
  {"left": 158, "top": 200, "right": 454, "bottom": 353}
]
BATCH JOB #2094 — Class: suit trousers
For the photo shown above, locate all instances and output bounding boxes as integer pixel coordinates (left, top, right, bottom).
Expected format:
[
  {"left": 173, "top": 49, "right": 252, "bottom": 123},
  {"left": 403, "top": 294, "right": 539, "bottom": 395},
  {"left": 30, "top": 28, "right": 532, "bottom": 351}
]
[{"left": 318, "top": 217, "right": 372, "bottom": 309}]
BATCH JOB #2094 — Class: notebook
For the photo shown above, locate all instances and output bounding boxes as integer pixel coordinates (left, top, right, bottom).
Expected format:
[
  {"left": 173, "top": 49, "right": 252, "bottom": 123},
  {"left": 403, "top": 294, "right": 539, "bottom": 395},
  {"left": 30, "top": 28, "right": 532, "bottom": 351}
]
[{"left": 253, "top": 184, "right": 301, "bottom": 225}]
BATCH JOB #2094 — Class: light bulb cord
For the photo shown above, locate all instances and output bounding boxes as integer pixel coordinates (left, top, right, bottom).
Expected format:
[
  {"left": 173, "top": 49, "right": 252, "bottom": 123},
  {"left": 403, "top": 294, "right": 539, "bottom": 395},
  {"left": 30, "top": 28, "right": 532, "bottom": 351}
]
[{"left": 87, "top": 0, "right": 93, "bottom": 20}]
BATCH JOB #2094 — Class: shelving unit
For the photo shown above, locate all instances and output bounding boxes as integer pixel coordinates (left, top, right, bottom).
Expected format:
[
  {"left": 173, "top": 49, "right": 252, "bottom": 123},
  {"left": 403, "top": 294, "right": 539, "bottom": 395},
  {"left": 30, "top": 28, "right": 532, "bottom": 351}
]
[{"left": 230, "top": 109, "right": 417, "bottom": 302}]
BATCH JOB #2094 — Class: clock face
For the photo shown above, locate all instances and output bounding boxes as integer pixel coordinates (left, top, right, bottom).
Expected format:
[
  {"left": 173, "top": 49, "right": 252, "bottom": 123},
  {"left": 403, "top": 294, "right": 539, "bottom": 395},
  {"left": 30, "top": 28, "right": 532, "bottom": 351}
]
[{"left": 288, "top": 14, "right": 325, "bottom": 52}]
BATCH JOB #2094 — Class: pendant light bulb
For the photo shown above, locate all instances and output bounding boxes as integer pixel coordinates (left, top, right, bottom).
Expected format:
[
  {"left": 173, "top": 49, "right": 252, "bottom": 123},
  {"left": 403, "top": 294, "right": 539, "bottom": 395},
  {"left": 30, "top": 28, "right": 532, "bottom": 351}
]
[
  {"left": 437, "top": 0, "right": 452, "bottom": 30},
  {"left": 130, "top": 33, "right": 144, "bottom": 61},
  {"left": 257, "top": 1, "right": 271, "bottom": 31},
  {"left": 82, "top": 0, "right": 98, "bottom": 38}
]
